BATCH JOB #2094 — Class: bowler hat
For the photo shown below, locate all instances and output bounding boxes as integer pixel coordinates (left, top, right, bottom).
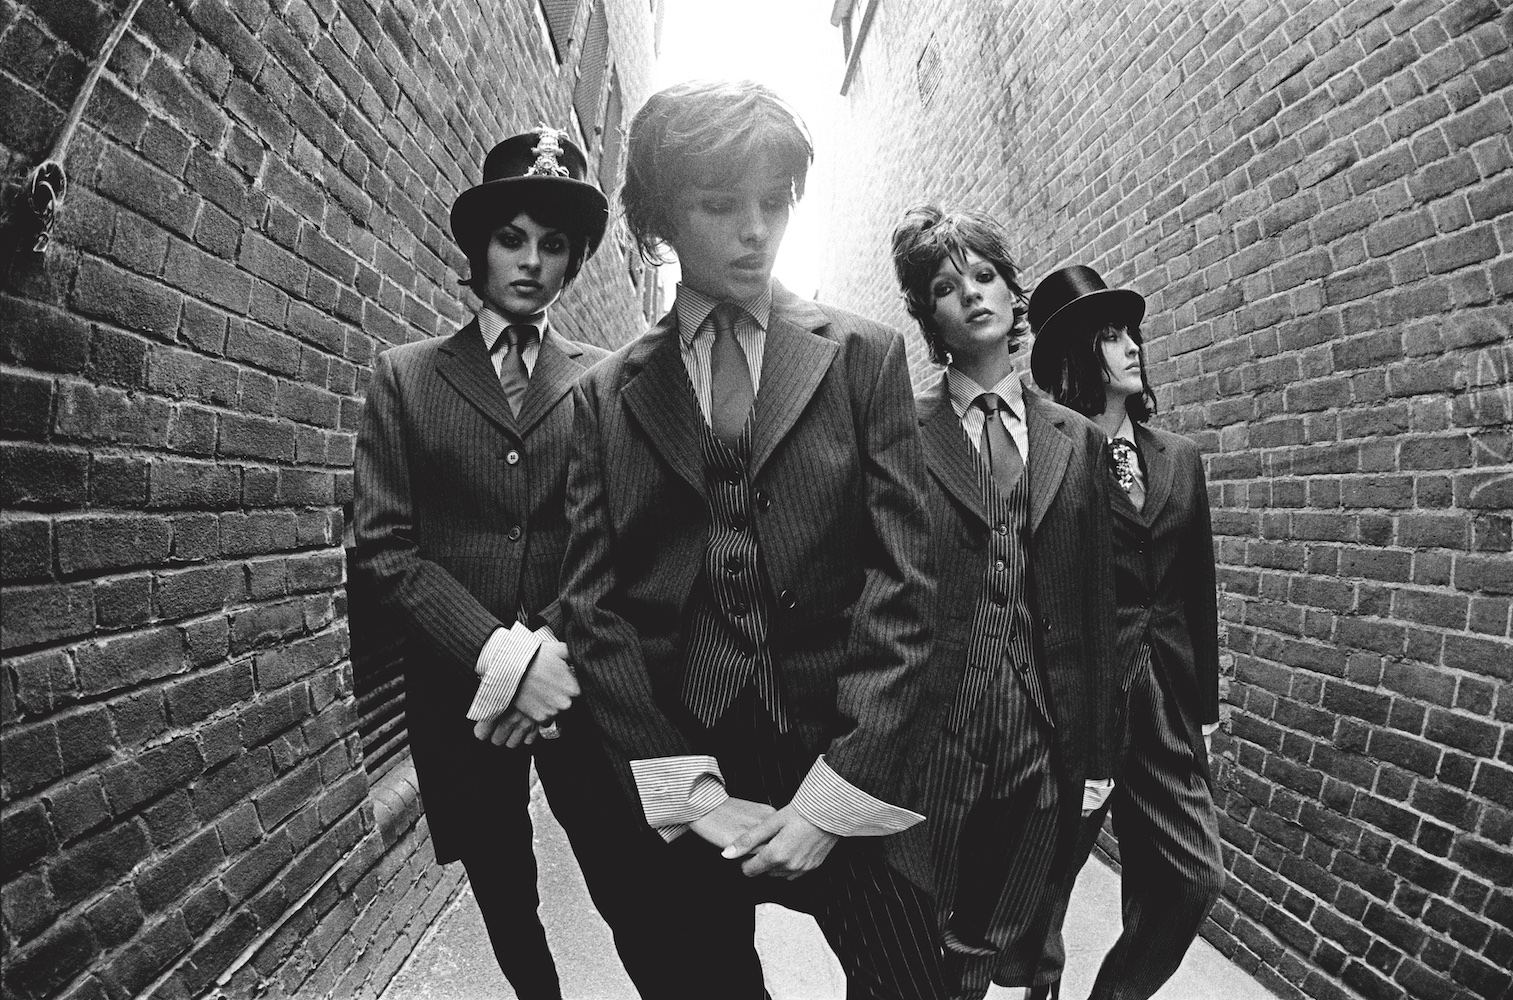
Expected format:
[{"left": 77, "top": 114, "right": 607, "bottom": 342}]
[
  {"left": 450, "top": 127, "right": 609, "bottom": 262},
  {"left": 1028, "top": 265, "right": 1146, "bottom": 389}
]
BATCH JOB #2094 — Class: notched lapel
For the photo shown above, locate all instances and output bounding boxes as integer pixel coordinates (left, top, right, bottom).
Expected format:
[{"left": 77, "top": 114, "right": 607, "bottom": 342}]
[
  {"left": 749, "top": 313, "right": 838, "bottom": 477},
  {"left": 621, "top": 322, "right": 708, "bottom": 499},
  {"left": 513, "top": 331, "right": 581, "bottom": 437},
  {"left": 1025, "top": 396, "right": 1073, "bottom": 535},
  {"left": 919, "top": 378, "right": 987, "bottom": 527},
  {"left": 1135, "top": 425, "right": 1174, "bottom": 524},
  {"left": 436, "top": 320, "right": 518, "bottom": 438}
]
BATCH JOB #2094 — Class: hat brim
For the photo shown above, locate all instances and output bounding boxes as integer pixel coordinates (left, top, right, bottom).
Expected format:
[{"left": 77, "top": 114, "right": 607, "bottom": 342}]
[
  {"left": 450, "top": 176, "right": 610, "bottom": 261},
  {"left": 1029, "top": 288, "right": 1146, "bottom": 389}
]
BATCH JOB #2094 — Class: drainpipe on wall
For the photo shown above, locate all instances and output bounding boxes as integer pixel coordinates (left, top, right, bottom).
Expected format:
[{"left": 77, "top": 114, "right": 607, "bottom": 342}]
[{"left": 12, "top": 0, "right": 147, "bottom": 253}]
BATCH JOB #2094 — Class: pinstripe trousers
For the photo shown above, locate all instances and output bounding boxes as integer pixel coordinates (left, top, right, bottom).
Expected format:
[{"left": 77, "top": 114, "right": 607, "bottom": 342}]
[
  {"left": 924, "top": 661, "right": 1062, "bottom": 1000},
  {"left": 1006, "top": 647, "right": 1223, "bottom": 998},
  {"left": 664, "top": 691, "right": 948, "bottom": 1000}
]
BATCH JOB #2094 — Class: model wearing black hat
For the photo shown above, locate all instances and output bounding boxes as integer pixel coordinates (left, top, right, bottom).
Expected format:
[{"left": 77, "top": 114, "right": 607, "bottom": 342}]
[
  {"left": 354, "top": 127, "right": 689, "bottom": 998},
  {"left": 1011, "top": 264, "right": 1225, "bottom": 1000}
]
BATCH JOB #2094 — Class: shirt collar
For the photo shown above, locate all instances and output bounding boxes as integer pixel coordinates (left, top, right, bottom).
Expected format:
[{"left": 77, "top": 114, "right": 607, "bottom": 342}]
[
  {"left": 946, "top": 366, "right": 1026, "bottom": 422},
  {"left": 478, "top": 306, "right": 543, "bottom": 353},
  {"left": 1112, "top": 412, "right": 1137, "bottom": 446},
  {"left": 674, "top": 282, "right": 773, "bottom": 345}
]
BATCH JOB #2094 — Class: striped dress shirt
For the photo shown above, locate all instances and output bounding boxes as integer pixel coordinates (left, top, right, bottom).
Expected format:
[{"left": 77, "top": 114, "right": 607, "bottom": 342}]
[{"left": 630, "top": 284, "right": 924, "bottom": 841}]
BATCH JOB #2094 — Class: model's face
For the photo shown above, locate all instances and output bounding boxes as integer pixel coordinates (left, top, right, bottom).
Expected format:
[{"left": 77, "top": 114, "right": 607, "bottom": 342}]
[
  {"left": 928, "top": 250, "right": 1028, "bottom": 363},
  {"left": 1099, "top": 325, "right": 1145, "bottom": 402},
  {"left": 669, "top": 153, "right": 792, "bottom": 300},
  {"left": 480, "top": 212, "right": 571, "bottom": 322}
]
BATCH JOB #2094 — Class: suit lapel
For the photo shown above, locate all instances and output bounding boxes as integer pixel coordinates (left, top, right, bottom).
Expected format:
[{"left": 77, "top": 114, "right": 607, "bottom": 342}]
[
  {"left": 749, "top": 299, "right": 838, "bottom": 478},
  {"left": 1025, "top": 394, "right": 1073, "bottom": 535},
  {"left": 621, "top": 315, "right": 708, "bottom": 499},
  {"left": 435, "top": 319, "right": 519, "bottom": 439},
  {"left": 919, "top": 376, "right": 988, "bottom": 527},
  {"left": 513, "top": 329, "right": 583, "bottom": 437},
  {"left": 1134, "top": 424, "right": 1173, "bottom": 525}
]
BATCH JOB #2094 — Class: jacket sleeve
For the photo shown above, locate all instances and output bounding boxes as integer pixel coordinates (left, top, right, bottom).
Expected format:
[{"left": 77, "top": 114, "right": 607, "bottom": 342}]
[
  {"left": 1083, "top": 431, "right": 1120, "bottom": 780},
  {"left": 560, "top": 379, "right": 698, "bottom": 765},
  {"left": 1181, "top": 444, "right": 1222, "bottom": 725},
  {"left": 821, "top": 330, "right": 937, "bottom": 799},
  {"left": 351, "top": 351, "right": 503, "bottom": 672}
]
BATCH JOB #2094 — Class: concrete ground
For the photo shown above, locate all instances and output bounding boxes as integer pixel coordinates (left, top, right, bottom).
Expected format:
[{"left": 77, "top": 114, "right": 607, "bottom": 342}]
[{"left": 382, "top": 775, "right": 1275, "bottom": 1000}]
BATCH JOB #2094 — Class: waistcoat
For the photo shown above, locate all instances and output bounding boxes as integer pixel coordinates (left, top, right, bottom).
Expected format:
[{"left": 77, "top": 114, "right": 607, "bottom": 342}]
[
  {"left": 681, "top": 418, "right": 787, "bottom": 729},
  {"left": 948, "top": 441, "right": 1055, "bottom": 732}
]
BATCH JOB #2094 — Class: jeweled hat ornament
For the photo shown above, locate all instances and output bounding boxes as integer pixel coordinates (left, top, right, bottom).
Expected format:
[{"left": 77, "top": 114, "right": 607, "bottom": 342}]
[{"left": 449, "top": 124, "right": 609, "bottom": 261}]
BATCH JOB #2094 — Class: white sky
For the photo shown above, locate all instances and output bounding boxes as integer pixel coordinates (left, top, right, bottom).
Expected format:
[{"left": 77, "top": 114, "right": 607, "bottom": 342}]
[{"left": 652, "top": 0, "right": 843, "bottom": 297}]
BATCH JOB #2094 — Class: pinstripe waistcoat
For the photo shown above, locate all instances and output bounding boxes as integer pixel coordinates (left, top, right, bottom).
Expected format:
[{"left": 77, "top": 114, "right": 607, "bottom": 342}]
[
  {"left": 560, "top": 283, "right": 936, "bottom": 805},
  {"left": 351, "top": 320, "right": 607, "bottom": 860},
  {"left": 910, "top": 376, "right": 1120, "bottom": 793}
]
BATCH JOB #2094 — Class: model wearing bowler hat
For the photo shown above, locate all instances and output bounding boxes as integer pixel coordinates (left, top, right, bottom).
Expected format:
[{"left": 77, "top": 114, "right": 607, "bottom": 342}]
[
  {"left": 353, "top": 127, "right": 691, "bottom": 998},
  {"left": 1009, "top": 264, "right": 1225, "bottom": 1000}
]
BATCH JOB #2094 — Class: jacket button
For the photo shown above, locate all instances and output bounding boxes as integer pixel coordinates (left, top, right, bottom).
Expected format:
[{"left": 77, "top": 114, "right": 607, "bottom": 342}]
[
  {"left": 508, "top": 525, "right": 522, "bottom": 541},
  {"left": 1042, "top": 616, "right": 1052, "bottom": 632},
  {"left": 505, "top": 450, "right": 520, "bottom": 465},
  {"left": 779, "top": 589, "right": 796, "bottom": 609},
  {"left": 755, "top": 490, "right": 770, "bottom": 509}
]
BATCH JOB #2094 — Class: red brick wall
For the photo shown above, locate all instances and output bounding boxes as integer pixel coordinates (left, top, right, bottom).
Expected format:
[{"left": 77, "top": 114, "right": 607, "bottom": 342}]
[
  {"left": 818, "top": 2, "right": 1512, "bottom": 999},
  {"left": 0, "top": 0, "right": 656, "bottom": 996}
]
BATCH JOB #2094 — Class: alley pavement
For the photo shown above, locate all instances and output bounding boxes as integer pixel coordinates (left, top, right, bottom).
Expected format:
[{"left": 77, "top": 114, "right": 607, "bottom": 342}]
[{"left": 381, "top": 774, "right": 1276, "bottom": 1000}]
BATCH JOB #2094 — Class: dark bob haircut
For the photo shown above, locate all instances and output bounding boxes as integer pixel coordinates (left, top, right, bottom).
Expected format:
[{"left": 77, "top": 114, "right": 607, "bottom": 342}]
[
  {"left": 621, "top": 79, "right": 813, "bottom": 264},
  {"left": 890, "top": 205, "right": 1026, "bottom": 366},
  {"left": 1049, "top": 315, "right": 1159, "bottom": 423},
  {"left": 462, "top": 200, "right": 594, "bottom": 296}
]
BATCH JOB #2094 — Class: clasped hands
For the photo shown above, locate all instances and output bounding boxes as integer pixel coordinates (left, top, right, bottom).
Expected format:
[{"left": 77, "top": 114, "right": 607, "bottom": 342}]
[
  {"left": 472, "top": 640, "right": 578, "bottom": 748},
  {"left": 692, "top": 797, "right": 840, "bottom": 880}
]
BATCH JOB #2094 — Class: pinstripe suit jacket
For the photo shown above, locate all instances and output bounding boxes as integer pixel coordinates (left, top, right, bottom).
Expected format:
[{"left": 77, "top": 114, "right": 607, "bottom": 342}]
[
  {"left": 351, "top": 319, "right": 607, "bottom": 860},
  {"left": 914, "top": 376, "right": 1119, "bottom": 787},
  {"left": 1111, "top": 423, "right": 1220, "bottom": 784},
  {"left": 560, "top": 284, "right": 936, "bottom": 805}
]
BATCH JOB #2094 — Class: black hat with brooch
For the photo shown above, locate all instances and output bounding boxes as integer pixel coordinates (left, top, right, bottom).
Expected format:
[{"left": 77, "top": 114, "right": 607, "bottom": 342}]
[
  {"left": 1028, "top": 264, "right": 1147, "bottom": 390},
  {"left": 449, "top": 125, "right": 609, "bottom": 262}
]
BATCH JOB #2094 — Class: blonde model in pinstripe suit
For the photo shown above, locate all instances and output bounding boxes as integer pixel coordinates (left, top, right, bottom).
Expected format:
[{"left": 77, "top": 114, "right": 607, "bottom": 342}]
[
  {"left": 885, "top": 207, "right": 1121, "bottom": 1000},
  {"left": 1019, "top": 264, "right": 1225, "bottom": 1000}
]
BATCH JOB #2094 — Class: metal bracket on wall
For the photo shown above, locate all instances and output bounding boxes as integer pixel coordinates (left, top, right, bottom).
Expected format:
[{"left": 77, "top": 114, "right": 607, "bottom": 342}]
[{"left": 10, "top": 0, "right": 147, "bottom": 253}]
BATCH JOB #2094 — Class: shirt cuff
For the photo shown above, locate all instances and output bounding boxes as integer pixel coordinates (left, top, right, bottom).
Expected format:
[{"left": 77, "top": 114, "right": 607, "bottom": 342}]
[
  {"left": 466, "top": 622, "right": 546, "bottom": 722},
  {"left": 1201, "top": 722, "right": 1220, "bottom": 736},
  {"left": 790, "top": 756, "right": 925, "bottom": 837},
  {"left": 1083, "top": 778, "right": 1115, "bottom": 813},
  {"left": 630, "top": 756, "right": 729, "bottom": 841}
]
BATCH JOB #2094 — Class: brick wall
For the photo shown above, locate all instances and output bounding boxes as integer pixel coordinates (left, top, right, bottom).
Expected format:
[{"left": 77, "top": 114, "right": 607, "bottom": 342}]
[
  {"left": 818, "top": 1, "right": 1512, "bottom": 999},
  {"left": 0, "top": 0, "right": 656, "bottom": 996}
]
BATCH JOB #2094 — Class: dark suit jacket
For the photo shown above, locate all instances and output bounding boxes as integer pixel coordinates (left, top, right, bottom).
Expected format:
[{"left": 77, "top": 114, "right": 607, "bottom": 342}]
[
  {"left": 351, "top": 319, "right": 608, "bottom": 860},
  {"left": 913, "top": 374, "right": 1119, "bottom": 788},
  {"left": 560, "top": 283, "right": 935, "bottom": 805},
  {"left": 1110, "top": 423, "right": 1220, "bottom": 783}
]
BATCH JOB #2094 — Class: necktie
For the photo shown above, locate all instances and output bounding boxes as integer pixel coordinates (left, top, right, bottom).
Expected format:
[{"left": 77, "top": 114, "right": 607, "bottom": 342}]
[
  {"left": 708, "top": 303, "right": 754, "bottom": 447},
  {"left": 497, "top": 324, "right": 535, "bottom": 417},
  {"left": 975, "top": 393, "right": 1024, "bottom": 493},
  {"left": 1109, "top": 437, "right": 1146, "bottom": 510}
]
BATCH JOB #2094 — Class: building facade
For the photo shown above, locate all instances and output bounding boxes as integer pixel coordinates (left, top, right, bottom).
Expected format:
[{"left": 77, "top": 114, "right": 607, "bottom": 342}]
[
  {"left": 0, "top": 0, "right": 659, "bottom": 997},
  {"left": 817, "top": 2, "right": 1512, "bottom": 999}
]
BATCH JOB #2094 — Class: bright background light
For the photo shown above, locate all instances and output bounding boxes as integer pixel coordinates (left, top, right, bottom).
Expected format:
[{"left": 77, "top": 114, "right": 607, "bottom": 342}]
[{"left": 652, "top": 0, "right": 841, "bottom": 298}]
